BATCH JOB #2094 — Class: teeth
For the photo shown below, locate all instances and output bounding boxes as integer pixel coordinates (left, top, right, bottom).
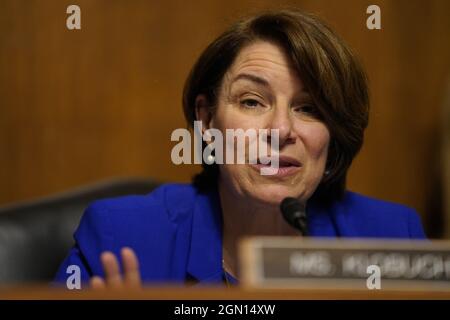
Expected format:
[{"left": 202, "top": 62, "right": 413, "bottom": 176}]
[{"left": 258, "top": 157, "right": 271, "bottom": 165}]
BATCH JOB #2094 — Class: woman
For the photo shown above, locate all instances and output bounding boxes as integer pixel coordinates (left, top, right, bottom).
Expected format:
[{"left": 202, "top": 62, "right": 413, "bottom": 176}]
[{"left": 54, "top": 9, "right": 426, "bottom": 289}]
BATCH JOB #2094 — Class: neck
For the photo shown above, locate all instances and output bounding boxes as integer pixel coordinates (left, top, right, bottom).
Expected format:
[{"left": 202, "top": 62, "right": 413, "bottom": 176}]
[{"left": 218, "top": 182, "right": 299, "bottom": 279}]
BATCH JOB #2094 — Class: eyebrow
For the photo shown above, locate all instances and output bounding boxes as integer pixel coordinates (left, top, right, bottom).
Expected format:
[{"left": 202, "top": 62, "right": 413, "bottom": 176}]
[{"left": 231, "top": 73, "right": 270, "bottom": 87}]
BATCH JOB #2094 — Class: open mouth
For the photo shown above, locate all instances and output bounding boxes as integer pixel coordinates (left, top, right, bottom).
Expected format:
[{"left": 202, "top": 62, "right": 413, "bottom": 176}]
[
  {"left": 257, "top": 156, "right": 301, "bottom": 167},
  {"left": 252, "top": 155, "right": 302, "bottom": 176}
]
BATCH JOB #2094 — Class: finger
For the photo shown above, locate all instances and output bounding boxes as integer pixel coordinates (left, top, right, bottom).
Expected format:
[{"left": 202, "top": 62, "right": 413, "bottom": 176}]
[
  {"left": 90, "top": 276, "right": 106, "bottom": 290},
  {"left": 100, "top": 251, "right": 123, "bottom": 289},
  {"left": 121, "top": 247, "right": 141, "bottom": 288}
]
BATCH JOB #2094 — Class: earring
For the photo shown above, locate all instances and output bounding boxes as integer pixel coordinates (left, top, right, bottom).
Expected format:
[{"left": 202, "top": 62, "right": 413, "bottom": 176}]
[
  {"left": 324, "top": 170, "right": 330, "bottom": 176},
  {"left": 205, "top": 154, "right": 215, "bottom": 165}
]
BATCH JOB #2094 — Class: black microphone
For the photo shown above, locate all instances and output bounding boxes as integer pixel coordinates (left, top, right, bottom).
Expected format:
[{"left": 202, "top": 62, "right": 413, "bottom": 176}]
[{"left": 280, "top": 197, "right": 308, "bottom": 236}]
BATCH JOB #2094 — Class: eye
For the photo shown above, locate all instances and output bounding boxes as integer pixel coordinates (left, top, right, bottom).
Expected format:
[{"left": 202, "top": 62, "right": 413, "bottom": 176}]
[
  {"left": 240, "top": 98, "right": 262, "bottom": 109},
  {"left": 293, "top": 104, "right": 319, "bottom": 116}
]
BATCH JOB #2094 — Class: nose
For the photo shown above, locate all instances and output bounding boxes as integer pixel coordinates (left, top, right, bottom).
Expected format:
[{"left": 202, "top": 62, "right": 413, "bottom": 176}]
[{"left": 267, "top": 106, "right": 296, "bottom": 146}]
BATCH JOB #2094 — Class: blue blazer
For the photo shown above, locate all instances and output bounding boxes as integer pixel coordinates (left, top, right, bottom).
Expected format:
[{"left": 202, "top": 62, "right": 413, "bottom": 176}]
[{"left": 54, "top": 183, "right": 426, "bottom": 285}]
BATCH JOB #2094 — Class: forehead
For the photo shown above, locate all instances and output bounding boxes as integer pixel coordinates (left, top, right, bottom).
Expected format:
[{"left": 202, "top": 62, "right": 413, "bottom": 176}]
[{"left": 225, "top": 40, "right": 303, "bottom": 89}]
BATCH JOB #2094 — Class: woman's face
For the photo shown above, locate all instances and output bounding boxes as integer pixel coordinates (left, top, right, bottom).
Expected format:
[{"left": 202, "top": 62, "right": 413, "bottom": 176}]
[{"left": 199, "top": 40, "right": 330, "bottom": 205}]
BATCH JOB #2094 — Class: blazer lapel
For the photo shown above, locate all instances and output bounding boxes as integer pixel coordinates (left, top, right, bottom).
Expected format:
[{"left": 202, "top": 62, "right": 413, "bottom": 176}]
[
  {"left": 186, "top": 189, "right": 224, "bottom": 283},
  {"left": 307, "top": 199, "right": 340, "bottom": 237}
]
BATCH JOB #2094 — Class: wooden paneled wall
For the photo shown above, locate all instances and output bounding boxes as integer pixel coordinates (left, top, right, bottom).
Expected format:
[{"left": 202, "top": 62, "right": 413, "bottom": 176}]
[{"left": 1, "top": 0, "right": 449, "bottom": 237}]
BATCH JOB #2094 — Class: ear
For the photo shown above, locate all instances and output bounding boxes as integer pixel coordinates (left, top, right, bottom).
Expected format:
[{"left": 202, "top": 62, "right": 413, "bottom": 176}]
[{"left": 194, "top": 94, "right": 214, "bottom": 130}]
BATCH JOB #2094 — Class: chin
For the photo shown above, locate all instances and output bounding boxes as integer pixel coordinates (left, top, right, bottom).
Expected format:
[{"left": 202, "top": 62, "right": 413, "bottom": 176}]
[{"left": 244, "top": 184, "right": 305, "bottom": 206}]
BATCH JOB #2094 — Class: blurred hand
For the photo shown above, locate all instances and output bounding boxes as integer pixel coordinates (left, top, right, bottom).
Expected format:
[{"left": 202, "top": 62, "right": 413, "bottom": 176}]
[{"left": 90, "top": 247, "right": 142, "bottom": 290}]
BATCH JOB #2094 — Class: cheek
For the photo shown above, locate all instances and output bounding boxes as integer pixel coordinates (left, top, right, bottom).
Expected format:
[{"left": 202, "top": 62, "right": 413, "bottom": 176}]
[{"left": 299, "top": 122, "right": 330, "bottom": 162}]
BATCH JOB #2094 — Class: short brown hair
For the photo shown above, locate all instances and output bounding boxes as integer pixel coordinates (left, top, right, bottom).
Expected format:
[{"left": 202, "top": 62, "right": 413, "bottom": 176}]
[{"left": 182, "top": 9, "right": 369, "bottom": 203}]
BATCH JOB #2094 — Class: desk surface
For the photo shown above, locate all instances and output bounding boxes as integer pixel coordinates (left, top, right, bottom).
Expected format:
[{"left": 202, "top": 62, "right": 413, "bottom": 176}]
[{"left": 1, "top": 286, "right": 449, "bottom": 300}]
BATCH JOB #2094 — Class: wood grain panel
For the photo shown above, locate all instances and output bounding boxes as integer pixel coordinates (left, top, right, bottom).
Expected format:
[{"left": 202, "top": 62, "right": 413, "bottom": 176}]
[{"left": 0, "top": 0, "right": 449, "bottom": 237}]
